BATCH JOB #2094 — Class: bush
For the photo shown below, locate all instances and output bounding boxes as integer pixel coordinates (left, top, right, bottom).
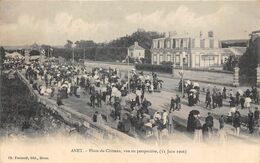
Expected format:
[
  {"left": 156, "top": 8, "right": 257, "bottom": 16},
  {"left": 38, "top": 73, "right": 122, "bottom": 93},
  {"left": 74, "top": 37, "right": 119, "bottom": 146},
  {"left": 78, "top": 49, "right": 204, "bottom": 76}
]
[
  {"left": 135, "top": 64, "right": 172, "bottom": 73},
  {"left": 238, "top": 35, "right": 259, "bottom": 85}
]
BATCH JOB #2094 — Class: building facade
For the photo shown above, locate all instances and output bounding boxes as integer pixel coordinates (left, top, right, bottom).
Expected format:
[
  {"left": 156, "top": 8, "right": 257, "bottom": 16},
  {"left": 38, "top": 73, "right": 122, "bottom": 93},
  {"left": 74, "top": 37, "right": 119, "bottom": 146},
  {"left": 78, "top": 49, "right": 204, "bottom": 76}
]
[
  {"left": 151, "top": 31, "right": 227, "bottom": 68},
  {"left": 128, "top": 42, "right": 145, "bottom": 60}
]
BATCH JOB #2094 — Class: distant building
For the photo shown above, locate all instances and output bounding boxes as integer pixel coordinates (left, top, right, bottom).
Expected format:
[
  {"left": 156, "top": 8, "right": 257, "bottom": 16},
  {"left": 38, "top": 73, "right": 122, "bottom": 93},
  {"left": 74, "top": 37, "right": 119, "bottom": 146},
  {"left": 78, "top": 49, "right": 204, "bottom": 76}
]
[
  {"left": 151, "top": 31, "right": 248, "bottom": 68},
  {"left": 128, "top": 41, "right": 145, "bottom": 60},
  {"left": 151, "top": 31, "right": 224, "bottom": 68},
  {"left": 137, "top": 28, "right": 145, "bottom": 32}
]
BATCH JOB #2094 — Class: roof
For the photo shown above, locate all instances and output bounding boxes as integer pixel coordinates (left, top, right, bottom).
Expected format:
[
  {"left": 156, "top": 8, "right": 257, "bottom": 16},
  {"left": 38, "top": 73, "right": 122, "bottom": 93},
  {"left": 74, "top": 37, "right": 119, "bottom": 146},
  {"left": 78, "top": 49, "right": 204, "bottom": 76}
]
[
  {"left": 221, "top": 47, "right": 246, "bottom": 56},
  {"left": 128, "top": 43, "right": 145, "bottom": 50}
]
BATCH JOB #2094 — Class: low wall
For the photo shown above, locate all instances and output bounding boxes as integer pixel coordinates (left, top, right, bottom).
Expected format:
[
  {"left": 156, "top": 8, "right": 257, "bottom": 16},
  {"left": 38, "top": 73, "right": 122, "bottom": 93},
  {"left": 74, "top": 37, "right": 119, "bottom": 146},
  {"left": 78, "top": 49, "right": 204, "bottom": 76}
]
[
  {"left": 16, "top": 71, "right": 139, "bottom": 145},
  {"left": 84, "top": 61, "right": 234, "bottom": 86},
  {"left": 172, "top": 68, "right": 233, "bottom": 86}
]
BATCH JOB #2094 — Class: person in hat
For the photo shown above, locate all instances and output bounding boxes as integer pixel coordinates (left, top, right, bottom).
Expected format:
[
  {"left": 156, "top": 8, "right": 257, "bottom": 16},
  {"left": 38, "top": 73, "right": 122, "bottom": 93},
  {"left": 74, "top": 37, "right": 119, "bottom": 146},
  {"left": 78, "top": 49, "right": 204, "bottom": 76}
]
[
  {"left": 233, "top": 111, "right": 241, "bottom": 136},
  {"left": 175, "top": 95, "right": 181, "bottom": 110},
  {"left": 248, "top": 110, "right": 254, "bottom": 134},
  {"left": 170, "top": 97, "right": 175, "bottom": 111},
  {"left": 205, "top": 112, "right": 214, "bottom": 139},
  {"left": 153, "top": 111, "right": 161, "bottom": 121},
  {"left": 168, "top": 111, "right": 174, "bottom": 134},
  {"left": 92, "top": 111, "right": 98, "bottom": 122},
  {"left": 162, "top": 110, "right": 168, "bottom": 127},
  {"left": 254, "top": 107, "right": 259, "bottom": 125},
  {"left": 57, "top": 89, "right": 63, "bottom": 106},
  {"left": 194, "top": 115, "right": 203, "bottom": 143},
  {"left": 219, "top": 115, "right": 225, "bottom": 129}
]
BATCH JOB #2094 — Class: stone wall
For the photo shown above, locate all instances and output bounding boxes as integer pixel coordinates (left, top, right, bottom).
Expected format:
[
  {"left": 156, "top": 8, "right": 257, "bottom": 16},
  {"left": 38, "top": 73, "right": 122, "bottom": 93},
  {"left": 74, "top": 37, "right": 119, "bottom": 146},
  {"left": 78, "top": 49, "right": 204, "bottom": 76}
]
[{"left": 172, "top": 68, "right": 233, "bottom": 86}]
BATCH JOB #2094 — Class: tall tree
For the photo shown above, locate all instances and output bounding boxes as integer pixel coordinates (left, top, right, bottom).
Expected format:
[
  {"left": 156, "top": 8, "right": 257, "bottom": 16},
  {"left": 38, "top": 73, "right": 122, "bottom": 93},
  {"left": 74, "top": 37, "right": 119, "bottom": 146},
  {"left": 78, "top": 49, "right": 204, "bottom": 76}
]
[
  {"left": 238, "top": 35, "right": 259, "bottom": 85},
  {"left": 64, "top": 40, "right": 73, "bottom": 49}
]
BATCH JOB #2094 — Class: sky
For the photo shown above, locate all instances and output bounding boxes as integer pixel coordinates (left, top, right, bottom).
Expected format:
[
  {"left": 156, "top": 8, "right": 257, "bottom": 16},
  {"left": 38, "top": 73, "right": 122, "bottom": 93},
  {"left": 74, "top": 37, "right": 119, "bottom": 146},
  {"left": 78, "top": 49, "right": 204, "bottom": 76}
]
[{"left": 0, "top": 1, "right": 260, "bottom": 46}]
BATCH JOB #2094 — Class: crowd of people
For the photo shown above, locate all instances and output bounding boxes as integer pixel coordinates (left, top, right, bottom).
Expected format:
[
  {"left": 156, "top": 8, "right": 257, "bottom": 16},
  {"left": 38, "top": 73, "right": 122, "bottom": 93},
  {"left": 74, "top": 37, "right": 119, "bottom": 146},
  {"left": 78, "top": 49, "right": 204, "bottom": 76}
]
[
  {"left": 21, "top": 60, "right": 179, "bottom": 141},
  {"left": 3, "top": 56, "right": 260, "bottom": 144},
  {"left": 181, "top": 79, "right": 260, "bottom": 142}
]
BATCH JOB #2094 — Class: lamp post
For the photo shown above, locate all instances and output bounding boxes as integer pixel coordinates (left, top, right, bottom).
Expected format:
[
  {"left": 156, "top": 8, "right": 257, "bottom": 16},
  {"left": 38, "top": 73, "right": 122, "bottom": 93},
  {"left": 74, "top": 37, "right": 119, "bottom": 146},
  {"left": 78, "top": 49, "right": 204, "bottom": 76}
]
[
  {"left": 83, "top": 48, "right": 85, "bottom": 63},
  {"left": 127, "top": 55, "right": 130, "bottom": 93},
  {"left": 72, "top": 43, "right": 76, "bottom": 65},
  {"left": 181, "top": 52, "right": 186, "bottom": 98}
]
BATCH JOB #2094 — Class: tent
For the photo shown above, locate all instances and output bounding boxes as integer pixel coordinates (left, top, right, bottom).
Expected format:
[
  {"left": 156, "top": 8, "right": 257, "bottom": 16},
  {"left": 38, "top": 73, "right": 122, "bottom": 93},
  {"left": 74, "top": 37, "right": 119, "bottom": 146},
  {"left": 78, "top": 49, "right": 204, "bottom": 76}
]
[{"left": 5, "top": 52, "right": 24, "bottom": 59}]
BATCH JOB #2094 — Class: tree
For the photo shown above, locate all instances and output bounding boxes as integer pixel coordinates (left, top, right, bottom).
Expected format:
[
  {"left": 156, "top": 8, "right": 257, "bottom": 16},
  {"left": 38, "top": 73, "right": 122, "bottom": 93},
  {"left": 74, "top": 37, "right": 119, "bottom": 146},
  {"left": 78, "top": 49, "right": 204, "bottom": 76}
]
[
  {"left": 75, "top": 40, "right": 96, "bottom": 48},
  {"left": 64, "top": 40, "right": 73, "bottom": 49},
  {"left": 223, "top": 55, "right": 239, "bottom": 71},
  {"left": 41, "top": 44, "right": 52, "bottom": 57},
  {"left": 238, "top": 35, "right": 259, "bottom": 85},
  {"left": 29, "top": 50, "right": 40, "bottom": 56}
]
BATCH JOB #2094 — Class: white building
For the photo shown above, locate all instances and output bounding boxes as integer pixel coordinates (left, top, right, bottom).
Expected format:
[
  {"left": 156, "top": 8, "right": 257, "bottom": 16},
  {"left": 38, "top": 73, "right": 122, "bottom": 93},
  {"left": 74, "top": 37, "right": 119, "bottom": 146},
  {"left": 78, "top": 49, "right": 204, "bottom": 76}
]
[{"left": 127, "top": 41, "right": 145, "bottom": 60}]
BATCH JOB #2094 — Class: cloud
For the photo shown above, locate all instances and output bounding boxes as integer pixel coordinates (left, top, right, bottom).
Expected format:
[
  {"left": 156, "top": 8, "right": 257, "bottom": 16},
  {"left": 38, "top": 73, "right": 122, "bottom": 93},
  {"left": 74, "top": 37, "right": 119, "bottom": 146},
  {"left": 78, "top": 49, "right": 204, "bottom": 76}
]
[
  {"left": 125, "top": 5, "right": 260, "bottom": 39},
  {"left": 0, "top": 13, "right": 113, "bottom": 45},
  {"left": 0, "top": 4, "right": 259, "bottom": 46}
]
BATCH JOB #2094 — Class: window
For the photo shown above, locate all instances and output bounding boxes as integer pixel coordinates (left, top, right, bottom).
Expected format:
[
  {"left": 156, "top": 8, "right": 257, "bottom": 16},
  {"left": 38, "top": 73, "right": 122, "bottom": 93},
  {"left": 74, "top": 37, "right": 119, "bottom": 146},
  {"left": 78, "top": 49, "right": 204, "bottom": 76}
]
[
  {"left": 209, "top": 39, "right": 214, "bottom": 48},
  {"left": 192, "top": 39, "right": 195, "bottom": 48},
  {"left": 153, "top": 54, "right": 157, "bottom": 63},
  {"left": 131, "top": 52, "right": 133, "bottom": 57},
  {"left": 183, "top": 39, "right": 187, "bottom": 48},
  {"left": 159, "top": 55, "right": 163, "bottom": 63},
  {"left": 195, "top": 55, "right": 200, "bottom": 66},
  {"left": 157, "top": 41, "right": 160, "bottom": 49},
  {"left": 214, "top": 56, "right": 219, "bottom": 65},
  {"left": 167, "top": 41, "right": 171, "bottom": 48},
  {"left": 167, "top": 55, "right": 171, "bottom": 62},
  {"left": 139, "top": 52, "right": 141, "bottom": 57},
  {"left": 176, "top": 40, "right": 180, "bottom": 48},
  {"left": 180, "top": 39, "right": 183, "bottom": 48},
  {"left": 183, "top": 57, "right": 187, "bottom": 64},
  {"left": 172, "top": 39, "right": 176, "bottom": 48},
  {"left": 175, "top": 55, "right": 180, "bottom": 63},
  {"left": 200, "top": 39, "right": 205, "bottom": 48},
  {"left": 153, "top": 41, "right": 157, "bottom": 49}
]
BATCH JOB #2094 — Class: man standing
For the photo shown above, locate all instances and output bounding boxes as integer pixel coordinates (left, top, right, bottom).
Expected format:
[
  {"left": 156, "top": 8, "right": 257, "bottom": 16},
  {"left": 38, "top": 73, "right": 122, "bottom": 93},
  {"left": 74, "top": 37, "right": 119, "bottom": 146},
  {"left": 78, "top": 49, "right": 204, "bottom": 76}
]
[
  {"left": 194, "top": 115, "right": 203, "bottom": 143},
  {"left": 219, "top": 115, "right": 225, "bottom": 129},
  {"left": 168, "top": 111, "right": 174, "bottom": 134},
  {"left": 248, "top": 110, "right": 254, "bottom": 134},
  {"left": 233, "top": 111, "right": 241, "bottom": 136},
  {"left": 205, "top": 112, "right": 214, "bottom": 138},
  {"left": 206, "top": 92, "right": 211, "bottom": 109},
  {"left": 170, "top": 97, "right": 175, "bottom": 111},
  {"left": 254, "top": 107, "right": 259, "bottom": 125},
  {"left": 175, "top": 95, "right": 181, "bottom": 111}
]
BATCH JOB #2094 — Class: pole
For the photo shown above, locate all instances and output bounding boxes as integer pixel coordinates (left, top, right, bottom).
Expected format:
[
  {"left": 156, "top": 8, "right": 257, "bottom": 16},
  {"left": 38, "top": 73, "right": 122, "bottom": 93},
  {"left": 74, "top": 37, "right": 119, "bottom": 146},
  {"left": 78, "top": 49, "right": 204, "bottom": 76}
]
[
  {"left": 182, "top": 59, "right": 184, "bottom": 98},
  {"left": 128, "top": 56, "right": 130, "bottom": 93},
  {"left": 84, "top": 48, "right": 85, "bottom": 62},
  {"left": 73, "top": 47, "right": 74, "bottom": 65},
  {"left": 48, "top": 47, "right": 50, "bottom": 64}
]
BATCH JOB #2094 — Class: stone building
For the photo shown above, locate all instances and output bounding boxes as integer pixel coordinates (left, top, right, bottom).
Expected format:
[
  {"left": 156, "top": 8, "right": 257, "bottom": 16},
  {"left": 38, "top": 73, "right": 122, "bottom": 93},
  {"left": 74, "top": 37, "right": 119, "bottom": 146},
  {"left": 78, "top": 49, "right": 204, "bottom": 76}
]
[
  {"left": 151, "top": 31, "right": 226, "bottom": 68},
  {"left": 128, "top": 41, "right": 145, "bottom": 60}
]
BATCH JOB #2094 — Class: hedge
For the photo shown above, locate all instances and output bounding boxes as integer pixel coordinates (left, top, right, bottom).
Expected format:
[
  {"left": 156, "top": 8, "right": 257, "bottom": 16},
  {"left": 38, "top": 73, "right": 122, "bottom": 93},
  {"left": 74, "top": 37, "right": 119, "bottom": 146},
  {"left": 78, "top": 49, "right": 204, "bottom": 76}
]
[
  {"left": 135, "top": 63, "right": 233, "bottom": 74},
  {"left": 135, "top": 64, "right": 172, "bottom": 73}
]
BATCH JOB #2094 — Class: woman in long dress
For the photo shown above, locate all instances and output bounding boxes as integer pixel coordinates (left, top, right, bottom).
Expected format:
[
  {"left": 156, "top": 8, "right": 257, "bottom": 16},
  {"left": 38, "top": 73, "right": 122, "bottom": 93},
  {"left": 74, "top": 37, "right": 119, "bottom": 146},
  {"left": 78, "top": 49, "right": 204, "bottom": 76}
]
[
  {"left": 193, "top": 115, "right": 203, "bottom": 143},
  {"left": 233, "top": 111, "right": 241, "bottom": 136}
]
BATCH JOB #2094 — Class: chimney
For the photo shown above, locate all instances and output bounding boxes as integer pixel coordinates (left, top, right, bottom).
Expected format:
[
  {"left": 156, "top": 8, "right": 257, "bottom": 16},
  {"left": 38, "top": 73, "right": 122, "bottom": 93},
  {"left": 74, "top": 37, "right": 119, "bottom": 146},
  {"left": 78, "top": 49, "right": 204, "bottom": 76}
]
[
  {"left": 169, "top": 31, "right": 177, "bottom": 37},
  {"left": 200, "top": 31, "right": 203, "bottom": 38},
  {"left": 134, "top": 41, "right": 138, "bottom": 46},
  {"left": 208, "top": 31, "right": 214, "bottom": 37}
]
